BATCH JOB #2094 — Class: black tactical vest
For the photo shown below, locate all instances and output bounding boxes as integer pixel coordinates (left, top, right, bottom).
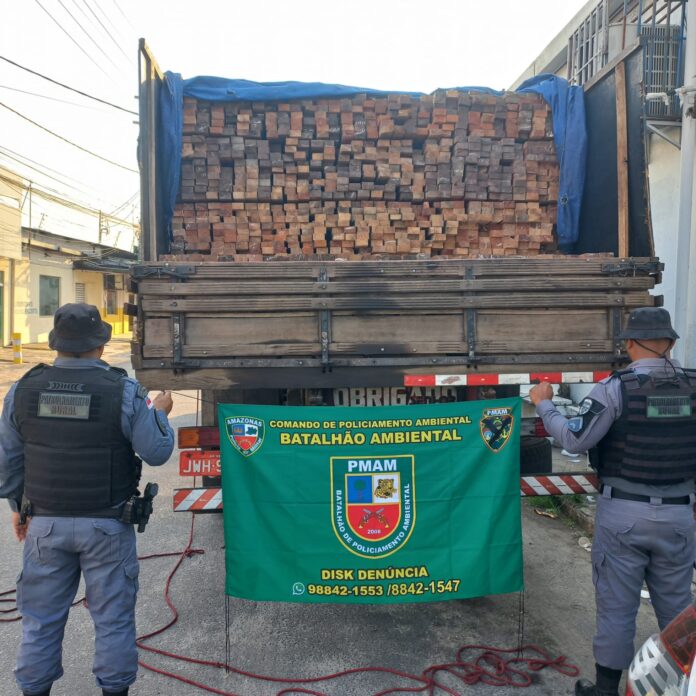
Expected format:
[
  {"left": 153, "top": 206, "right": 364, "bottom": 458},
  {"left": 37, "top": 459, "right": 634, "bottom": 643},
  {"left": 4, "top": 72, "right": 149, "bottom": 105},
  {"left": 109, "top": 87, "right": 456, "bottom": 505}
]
[
  {"left": 14, "top": 364, "right": 139, "bottom": 514},
  {"left": 592, "top": 367, "right": 696, "bottom": 483}
]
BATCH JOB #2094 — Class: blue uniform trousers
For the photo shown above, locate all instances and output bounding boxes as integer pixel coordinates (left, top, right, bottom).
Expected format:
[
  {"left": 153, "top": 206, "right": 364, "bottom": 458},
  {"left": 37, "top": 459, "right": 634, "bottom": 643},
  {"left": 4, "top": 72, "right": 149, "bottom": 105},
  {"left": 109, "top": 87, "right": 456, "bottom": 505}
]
[
  {"left": 15, "top": 517, "right": 139, "bottom": 695},
  {"left": 591, "top": 491, "right": 695, "bottom": 669}
]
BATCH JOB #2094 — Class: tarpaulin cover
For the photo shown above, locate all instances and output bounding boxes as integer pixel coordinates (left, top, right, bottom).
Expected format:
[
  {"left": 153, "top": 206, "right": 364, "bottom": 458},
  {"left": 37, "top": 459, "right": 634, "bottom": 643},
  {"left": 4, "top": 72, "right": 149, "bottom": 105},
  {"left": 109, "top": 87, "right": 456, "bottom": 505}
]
[{"left": 159, "top": 72, "right": 586, "bottom": 249}]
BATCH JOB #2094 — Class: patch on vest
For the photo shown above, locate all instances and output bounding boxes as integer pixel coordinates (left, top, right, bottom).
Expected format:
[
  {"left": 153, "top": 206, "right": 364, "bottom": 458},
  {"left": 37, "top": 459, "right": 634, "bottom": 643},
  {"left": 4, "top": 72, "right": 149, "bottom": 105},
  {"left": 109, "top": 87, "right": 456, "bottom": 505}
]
[
  {"left": 568, "top": 398, "right": 606, "bottom": 438},
  {"left": 646, "top": 395, "right": 692, "bottom": 418},
  {"left": 46, "top": 381, "right": 85, "bottom": 392},
  {"left": 567, "top": 417, "right": 584, "bottom": 432},
  {"left": 38, "top": 392, "right": 91, "bottom": 419}
]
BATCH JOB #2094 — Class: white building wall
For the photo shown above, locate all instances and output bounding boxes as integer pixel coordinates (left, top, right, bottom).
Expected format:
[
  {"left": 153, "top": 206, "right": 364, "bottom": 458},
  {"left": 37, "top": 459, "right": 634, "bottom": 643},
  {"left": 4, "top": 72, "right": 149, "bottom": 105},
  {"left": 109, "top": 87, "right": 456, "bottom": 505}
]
[
  {"left": 14, "top": 248, "right": 75, "bottom": 344},
  {"left": 0, "top": 167, "right": 22, "bottom": 261},
  {"left": 646, "top": 130, "right": 681, "bottom": 323}
]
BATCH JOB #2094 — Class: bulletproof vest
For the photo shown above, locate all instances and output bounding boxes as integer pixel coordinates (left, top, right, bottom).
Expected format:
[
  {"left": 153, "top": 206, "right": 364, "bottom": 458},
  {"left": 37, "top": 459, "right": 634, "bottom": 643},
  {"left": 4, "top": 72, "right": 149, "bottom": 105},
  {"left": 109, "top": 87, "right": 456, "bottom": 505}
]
[
  {"left": 592, "top": 367, "right": 696, "bottom": 483},
  {"left": 14, "top": 364, "right": 139, "bottom": 514}
]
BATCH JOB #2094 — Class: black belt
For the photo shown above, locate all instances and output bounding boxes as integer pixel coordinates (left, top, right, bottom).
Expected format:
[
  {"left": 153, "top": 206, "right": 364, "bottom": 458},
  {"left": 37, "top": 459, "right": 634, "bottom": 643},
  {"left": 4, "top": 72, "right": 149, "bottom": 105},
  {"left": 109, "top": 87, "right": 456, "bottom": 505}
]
[
  {"left": 30, "top": 504, "right": 123, "bottom": 519},
  {"left": 601, "top": 485, "right": 691, "bottom": 505}
]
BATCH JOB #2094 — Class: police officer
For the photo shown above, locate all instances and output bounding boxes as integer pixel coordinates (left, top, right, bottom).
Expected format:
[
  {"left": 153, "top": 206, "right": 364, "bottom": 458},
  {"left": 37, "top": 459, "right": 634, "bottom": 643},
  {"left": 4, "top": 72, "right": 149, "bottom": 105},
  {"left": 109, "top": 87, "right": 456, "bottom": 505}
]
[
  {"left": 529, "top": 307, "right": 696, "bottom": 696},
  {"left": 0, "top": 303, "right": 175, "bottom": 696}
]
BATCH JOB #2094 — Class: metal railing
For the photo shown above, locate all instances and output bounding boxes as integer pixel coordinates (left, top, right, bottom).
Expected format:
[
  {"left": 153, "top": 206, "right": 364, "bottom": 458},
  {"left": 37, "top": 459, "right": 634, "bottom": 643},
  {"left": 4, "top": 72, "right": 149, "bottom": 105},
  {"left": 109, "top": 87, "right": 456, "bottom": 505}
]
[{"left": 566, "top": 0, "right": 686, "bottom": 120}]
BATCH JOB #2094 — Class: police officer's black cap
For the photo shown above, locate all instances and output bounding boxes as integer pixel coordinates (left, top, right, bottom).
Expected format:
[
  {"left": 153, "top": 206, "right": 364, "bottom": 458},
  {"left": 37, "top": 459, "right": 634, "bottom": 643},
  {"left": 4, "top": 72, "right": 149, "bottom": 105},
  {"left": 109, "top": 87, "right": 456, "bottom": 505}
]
[
  {"left": 617, "top": 307, "right": 679, "bottom": 340},
  {"left": 48, "top": 303, "right": 112, "bottom": 353}
]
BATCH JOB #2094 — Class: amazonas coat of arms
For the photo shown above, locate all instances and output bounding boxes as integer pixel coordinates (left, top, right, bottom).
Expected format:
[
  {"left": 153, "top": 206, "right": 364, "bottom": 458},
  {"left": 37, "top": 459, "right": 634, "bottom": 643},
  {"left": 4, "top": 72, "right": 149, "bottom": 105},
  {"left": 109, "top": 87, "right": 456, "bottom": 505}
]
[
  {"left": 225, "top": 416, "right": 265, "bottom": 456},
  {"left": 331, "top": 455, "right": 415, "bottom": 559},
  {"left": 479, "top": 407, "right": 514, "bottom": 452}
]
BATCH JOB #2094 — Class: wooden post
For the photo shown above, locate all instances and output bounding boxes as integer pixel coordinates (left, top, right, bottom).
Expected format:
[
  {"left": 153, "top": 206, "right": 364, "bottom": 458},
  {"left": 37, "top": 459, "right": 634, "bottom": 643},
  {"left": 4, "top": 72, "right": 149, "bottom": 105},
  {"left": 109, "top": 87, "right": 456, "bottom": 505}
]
[{"left": 615, "top": 61, "right": 629, "bottom": 258}]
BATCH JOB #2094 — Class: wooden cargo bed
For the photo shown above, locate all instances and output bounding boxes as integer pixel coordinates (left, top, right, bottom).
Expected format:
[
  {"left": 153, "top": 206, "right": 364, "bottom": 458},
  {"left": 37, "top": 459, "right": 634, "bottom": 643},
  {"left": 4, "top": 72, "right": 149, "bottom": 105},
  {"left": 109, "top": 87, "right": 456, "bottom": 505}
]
[{"left": 131, "top": 256, "right": 661, "bottom": 389}]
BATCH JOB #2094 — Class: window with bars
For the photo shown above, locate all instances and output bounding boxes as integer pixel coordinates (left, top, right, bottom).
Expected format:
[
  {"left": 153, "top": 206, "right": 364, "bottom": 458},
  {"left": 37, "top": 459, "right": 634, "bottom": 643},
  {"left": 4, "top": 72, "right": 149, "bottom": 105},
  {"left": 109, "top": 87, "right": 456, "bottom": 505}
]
[
  {"left": 641, "top": 23, "right": 684, "bottom": 119},
  {"left": 74, "top": 282, "right": 86, "bottom": 304},
  {"left": 567, "top": 0, "right": 609, "bottom": 86}
]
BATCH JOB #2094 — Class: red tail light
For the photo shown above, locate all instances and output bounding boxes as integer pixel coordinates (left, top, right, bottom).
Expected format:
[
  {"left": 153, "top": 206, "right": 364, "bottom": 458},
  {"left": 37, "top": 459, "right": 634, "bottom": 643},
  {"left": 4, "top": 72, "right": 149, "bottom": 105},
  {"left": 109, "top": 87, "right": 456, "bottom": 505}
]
[
  {"left": 661, "top": 604, "right": 696, "bottom": 674},
  {"left": 177, "top": 426, "right": 220, "bottom": 449},
  {"left": 533, "top": 417, "right": 549, "bottom": 437}
]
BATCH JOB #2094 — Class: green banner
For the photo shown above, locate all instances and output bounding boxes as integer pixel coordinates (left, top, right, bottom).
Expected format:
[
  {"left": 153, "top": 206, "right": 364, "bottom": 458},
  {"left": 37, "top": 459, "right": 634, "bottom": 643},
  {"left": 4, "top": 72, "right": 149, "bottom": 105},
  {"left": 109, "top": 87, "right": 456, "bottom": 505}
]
[{"left": 219, "top": 399, "right": 522, "bottom": 604}]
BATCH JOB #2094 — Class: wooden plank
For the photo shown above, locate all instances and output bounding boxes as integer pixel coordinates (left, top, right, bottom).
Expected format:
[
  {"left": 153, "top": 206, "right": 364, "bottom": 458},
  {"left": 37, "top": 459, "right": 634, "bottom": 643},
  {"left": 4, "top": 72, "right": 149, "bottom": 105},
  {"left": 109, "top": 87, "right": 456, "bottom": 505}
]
[
  {"left": 142, "top": 291, "right": 654, "bottom": 313},
  {"left": 136, "top": 275, "right": 654, "bottom": 296},
  {"left": 133, "top": 257, "right": 661, "bottom": 280},
  {"left": 184, "top": 314, "right": 318, "bottom": 345},
  {"left": 332, "top": 313, "right": 464, "bottom": 344},
  {"left": 143, "top": 344, "right": 174, "bottom": 358},
  {"left": 329, "top": 342, "right": 466, "bottom": 354},
  {"left": 143, "top": 318, "right": 171, "bottom": 347},
  {"left": 477, "top": 339, "right": 614, "bottom": 354},
  {"left": 615, "top": 60, "right": 629, "bottom": 258},
  {"left": 476, "top": 308, "right": 612, "bottom": 343},
  {"left": 183, "top": 343, "right": 322, "bottom": 357}
]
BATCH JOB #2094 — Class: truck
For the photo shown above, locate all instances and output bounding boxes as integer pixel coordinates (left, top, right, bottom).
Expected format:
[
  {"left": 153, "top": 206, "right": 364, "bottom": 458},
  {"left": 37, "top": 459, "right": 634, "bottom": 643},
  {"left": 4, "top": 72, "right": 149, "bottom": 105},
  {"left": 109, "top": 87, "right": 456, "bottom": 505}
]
[{"left": 132, "top": 40, "right": 662, "bottom": 511}]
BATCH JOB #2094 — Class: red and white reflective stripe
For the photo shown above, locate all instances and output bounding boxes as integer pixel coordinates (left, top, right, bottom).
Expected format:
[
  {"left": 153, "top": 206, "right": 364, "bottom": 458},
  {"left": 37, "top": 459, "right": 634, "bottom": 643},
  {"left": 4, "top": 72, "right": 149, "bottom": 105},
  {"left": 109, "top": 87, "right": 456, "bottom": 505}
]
[
  {"left": 175, "top": 477, "right": 598, "bottom": 511},
  {"left": 405, "top": 371, "right": 612, "bottom": 387},
  {"left": 173, "top": 488, "right": 223, "bottom": 511},
  {"left": 520, "top": 473, "right": 599, "bottom": 497}
]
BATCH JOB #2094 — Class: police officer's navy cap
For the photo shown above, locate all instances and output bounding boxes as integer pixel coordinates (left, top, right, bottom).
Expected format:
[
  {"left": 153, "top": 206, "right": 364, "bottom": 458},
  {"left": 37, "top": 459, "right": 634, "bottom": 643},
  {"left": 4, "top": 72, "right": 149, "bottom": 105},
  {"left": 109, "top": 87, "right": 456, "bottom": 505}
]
[
  {"left": 48, "top": 303, "right": 112, "bottom": 352},
  {"left": 617, "top": 307, "right": 679, "bottom": 340}
]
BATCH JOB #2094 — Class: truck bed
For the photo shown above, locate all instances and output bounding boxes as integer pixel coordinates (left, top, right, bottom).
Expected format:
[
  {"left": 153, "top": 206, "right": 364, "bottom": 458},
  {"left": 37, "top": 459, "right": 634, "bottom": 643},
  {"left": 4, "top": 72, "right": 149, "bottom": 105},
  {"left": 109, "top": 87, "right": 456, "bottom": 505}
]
[{"left": 131, "top": 256, "right": 661, "bottom": 390}]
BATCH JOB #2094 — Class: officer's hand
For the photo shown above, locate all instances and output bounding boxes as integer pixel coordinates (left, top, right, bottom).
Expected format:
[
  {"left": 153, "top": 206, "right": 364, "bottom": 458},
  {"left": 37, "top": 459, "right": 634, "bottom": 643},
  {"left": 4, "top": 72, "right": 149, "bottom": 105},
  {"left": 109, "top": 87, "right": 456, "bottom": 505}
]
[
  {"left": 11, "top": 512, "right": 29, "bottom": 542},
  {"left": 529, "top": 382, "right": 554, "bottom": 406},
  {"left": 153, "top": 390, "right": 173, "bottom": 415}
]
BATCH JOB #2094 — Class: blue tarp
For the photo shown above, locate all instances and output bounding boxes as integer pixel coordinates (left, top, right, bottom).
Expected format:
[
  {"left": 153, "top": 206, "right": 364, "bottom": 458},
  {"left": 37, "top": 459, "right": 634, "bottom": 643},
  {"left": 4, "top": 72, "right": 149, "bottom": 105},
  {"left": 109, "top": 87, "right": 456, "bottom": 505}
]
[
  {"left": 517, "top": 74, "right": 587, "bottom": 251},
  {"left": 159, "top": 72, "right": 587, "bottom": 250}
]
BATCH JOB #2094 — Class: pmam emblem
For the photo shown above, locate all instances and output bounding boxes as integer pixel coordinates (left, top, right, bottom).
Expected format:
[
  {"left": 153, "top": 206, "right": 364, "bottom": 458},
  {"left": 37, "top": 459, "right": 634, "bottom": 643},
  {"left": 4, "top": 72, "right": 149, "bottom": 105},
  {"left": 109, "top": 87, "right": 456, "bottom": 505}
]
[
  {"left": 331, "top": 455, "right": 415, "bottom": 559},
  {"left": 225, "top": 416, "right": 265, "bottom": 457},
  {"left": 479, "top": 407, "right": 514, "bottom": 452}
]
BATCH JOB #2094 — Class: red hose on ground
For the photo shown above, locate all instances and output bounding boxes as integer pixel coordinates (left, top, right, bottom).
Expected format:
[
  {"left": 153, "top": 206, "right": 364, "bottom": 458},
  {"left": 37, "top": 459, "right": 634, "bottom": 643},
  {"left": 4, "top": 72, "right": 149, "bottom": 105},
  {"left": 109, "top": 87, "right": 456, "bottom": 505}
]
[
  {"left": 2, "top": 514, "right": 580, "bottom": 694},
  {"left": 134, "top": 515, "right": 580, "bottom": 695}
]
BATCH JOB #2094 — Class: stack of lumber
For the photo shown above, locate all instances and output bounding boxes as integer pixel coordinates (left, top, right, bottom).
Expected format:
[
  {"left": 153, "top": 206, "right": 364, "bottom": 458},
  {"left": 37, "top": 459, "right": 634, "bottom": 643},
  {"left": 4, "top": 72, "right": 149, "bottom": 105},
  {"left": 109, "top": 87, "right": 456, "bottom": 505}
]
[{"left": 167, "top": 91, "right": 559, "bottom": 261}]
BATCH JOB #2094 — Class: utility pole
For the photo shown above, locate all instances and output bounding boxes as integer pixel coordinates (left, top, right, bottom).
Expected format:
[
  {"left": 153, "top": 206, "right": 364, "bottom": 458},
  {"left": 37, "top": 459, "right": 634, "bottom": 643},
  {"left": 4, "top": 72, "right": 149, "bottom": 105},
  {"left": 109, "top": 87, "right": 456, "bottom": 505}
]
[{"left": 673, "top": 0, "right": 696, "bottom": 365}]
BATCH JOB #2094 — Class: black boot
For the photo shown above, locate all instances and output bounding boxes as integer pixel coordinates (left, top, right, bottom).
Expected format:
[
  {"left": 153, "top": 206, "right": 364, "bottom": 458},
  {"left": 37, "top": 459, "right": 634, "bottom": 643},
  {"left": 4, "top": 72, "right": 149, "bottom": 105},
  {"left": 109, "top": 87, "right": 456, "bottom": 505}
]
[
  {"left": 575, "top": 680, "right": 619, "bottom": 696},
  {"left": 102, "top": 690, "right": 128, "bottom": 696},
  {"left": 575, "top": 664, "right": 622, "bottom": 696},
  {"left": 23, "top": 691, "right": 51, "bottom": 696}
]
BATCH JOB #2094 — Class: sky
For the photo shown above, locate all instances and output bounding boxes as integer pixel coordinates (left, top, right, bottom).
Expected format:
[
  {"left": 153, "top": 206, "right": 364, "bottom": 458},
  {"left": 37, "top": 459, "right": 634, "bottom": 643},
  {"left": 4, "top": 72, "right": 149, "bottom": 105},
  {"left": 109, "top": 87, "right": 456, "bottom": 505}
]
[{"left": 0, "top": 0, "right": 590, "bottom": 251}]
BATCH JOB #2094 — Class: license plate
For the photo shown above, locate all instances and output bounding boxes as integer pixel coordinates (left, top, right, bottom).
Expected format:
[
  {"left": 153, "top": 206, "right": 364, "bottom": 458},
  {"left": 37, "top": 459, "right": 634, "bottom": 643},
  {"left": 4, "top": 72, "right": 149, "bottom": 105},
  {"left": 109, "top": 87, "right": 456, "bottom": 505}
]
[
  {"left": 179, "top": 450, "right": 221, "bottom": 476},
  {"left": 332, "top": 386, "right": 457, "bottom": 407}
]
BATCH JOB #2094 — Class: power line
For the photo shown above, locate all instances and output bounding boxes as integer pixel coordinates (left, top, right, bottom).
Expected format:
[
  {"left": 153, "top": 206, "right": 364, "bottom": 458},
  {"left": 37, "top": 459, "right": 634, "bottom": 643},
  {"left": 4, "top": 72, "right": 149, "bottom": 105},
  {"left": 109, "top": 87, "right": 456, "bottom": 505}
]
[
  {"left": 0, "top": 172, "right": 139, "bottom": 228},
  {"left": 111, "top": 0, "right": 137, "bottom": 33},
  {"left": 0, "top": 84, "right": 112, "bottom": 111},
  {"left": 0, "top": 152, "right": 124, "bottom": 213},
  {"left": 0, "top": 145, "right": 117, "bottom": 196},
  {"left": 33, "top": 0, "right": 110, "bottom": 78},
  {"left": 108, "top": 190, "right": 139, "bottom": 217},
  {"left": 0, "top": 55, "right": 138, "bottom": 114},
  {"left": 81, "top": 0, "right": 133, "bottom": 65},
  {"left": 70, "top": 0, "right": 133, "bottom": 71},
  {"left": 0, "top": 148, "right": 104, "bottom": 201},
  {"left": 57, "top": 0, "right": 122, "bottom": 72},
  {"left": 0, "top": 101, "right": 139, "bottom": 173}
]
